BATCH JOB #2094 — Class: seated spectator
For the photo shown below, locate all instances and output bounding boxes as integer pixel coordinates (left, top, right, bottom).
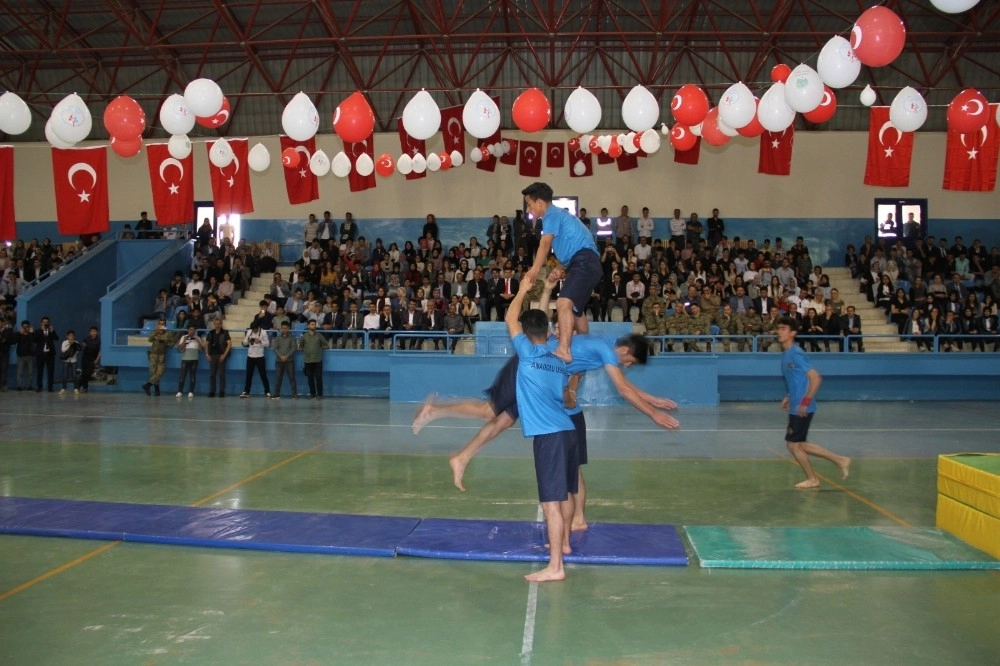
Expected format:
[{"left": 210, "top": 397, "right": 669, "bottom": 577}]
[
  {"left": 922, "top": 307, "right": 943, "bottom": 350},
  {"left": 364, "top": 304, "right": 383, "bottom": 349},
  {"left": 980, "top": 306, "right": 999, "bottom": 351},
  {"left": 940, "top": 310, "right": 960, "bottom": 351},
  {"left": 460, "top": 295, "right": 480, "bottom": 332},
  {"left": 874, "top": 274, "right": 894, "bottom": 312},
  {"left": 961, "top": 306, "right": 983, "bottom": 351},
  {"left": 137, "top": 289, "right": 170, "bottom": 327}
]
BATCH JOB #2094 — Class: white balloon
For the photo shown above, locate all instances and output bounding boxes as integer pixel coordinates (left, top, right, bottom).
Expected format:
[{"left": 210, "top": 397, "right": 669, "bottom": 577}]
[
  {"left": 501, "top": 139, "right": 511, "bottom": 155},
  {"left": 469, "top": 147, "right": 483, "bottom": 163},
  {"left": 50, "top": 93, "right": 92, "bottom": 144},
  {"left": 168, "top": 134, "right": 192, "bottom": 160},
  {"left": 331, "top": 151, "right": 352, "bottom": 178},
  {"left": 488, "top": 143, "right": 501, "bottom": 158},
  {"left": 689, "top": 122, "right": 703, "bottom": 137},
  {"left": 889, "top": 86, "right": 928, "bottom": 133},
  {"left": 281, "top": 92, "right": 319, "bottom": 142},
  {"left": 579, "top": 134, "right": 594, "bottom": 152},
  {"left": 783, "top": 64, "right": 824, "bottom": 113},
  {"left": 616, "top": 133, "right": 628, "bottom": 146},
  {"left": 184, "top": 78, "right": 224, "bottom": 117},
  {"left": 817, "top": 36, "right": 861, "bottom": 89},
  {"left": 718, "top": 82, "right": 756, "bottom": 129},
  {"left": 0, "top": 91, "right": 31, "bottom": 135},
  {"left": 621, "top": 85, "right": 659, "bottom": 133},
  {"left": 660, "top": 123, "right": 669, "bottom": 136},
  {"left": 462, "top": 89, "right": 501, "bottom": 139},
  {"left": 623, "top": 132, "right": 640, "bottom": 154},
  {"left": 159, "top": 93, "right": 195, "bottom": 136},
  {"left": 996, "top": 102, "right": 1000, "bottom": 129},
  {"left": 397, "top": 154, "right": 413, "bottom": 175},
  {"left": 450, "top": 150, "right": 464, "bottom": 167},
  {"left": 860, "top": 84, "right": 877, "bottom": 107},
  {"left": 573, "top": 160, "right": 586, "bottom": 176},
  {"left": 929, "top": 0, "right": 981, "bottom": 13},
  {"left": 758, "top": 82, "right": 796, "bottom": 132},
  {"left": 248, "top": 143, "right": 271, "bottom": 172},
  {"left": 411, "top": 153, "right": 427, "bottom": 174},
  {"left": 564, "top": 86, "right": 602, "bottom": 134},
  {"left": 209, "top": 138, "right": 234, "bottom": 168},
  {"left": 355, "top": 153, "right": 374, "bottom": 177},
  {"left": 597, "top": 135, "right": 612, "bottom": 152},
  {"left": 426, "top": 152, "right": 442, "bottom": 172},
  {"left": 310, "top": 150, "right": 331, "bottom": 177},
  {"left": 402, "top": 90, "right": 441, "bottom": 141},
  {"left": 45, "top": 118, "right": 75, "bottom": 148},
  {"left": 717, "top": 116, "right": 739, "bottom": 137},
  {"left": 639, "top": 129, "right": 661, "bottom": 154}
]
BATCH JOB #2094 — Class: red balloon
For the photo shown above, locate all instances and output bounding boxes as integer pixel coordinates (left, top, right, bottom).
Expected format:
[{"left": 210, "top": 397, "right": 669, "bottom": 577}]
[
  {"left": 109, "top": 135, "right": 142, "bottom": 158},
  {"left": 851, "top": 6, "right": 906, "bottom": 67},
  {"left": 670, "top": 84, "right": 710, "bottom": 127},
  {"left": 632, "top": 132, "right": 644, "bottom": 149},
  {"left": 588, "top": 136, "right": 602, "bottom": 154},
  {"left": 439, "top": 151, "right": 452, "bottom": 170},
  {"left": 375, "top": 152, "right": 395, "bottom": 177},
  {"left": 333, "top": 91, "right": 376, "bottom": 143},
  {"left": 803, "top": 87, "right": 838, "bottom": 124},
  {"left": 281, "top": 147, "right": 301, "bottom": 168},
  {"left": 608, "top": 137, "right": 623, "bottom": 158},
  {"left": 737, "top": 98, "right": 765, "bottom": 137},
  {"left": 770, "top": 64, "right": 792, "bottom": 83},
  {"left": 700, "top": 107, "right": 731, "bottom": 147},
  {"left": 669, "top": 124, "right": 697, "bottom": 151},
  {"left": 512, "top": 87, "right": 551, "bottom": 132},
  {"left": 195, "top": 97, "right": 231, "bottom": 128},
  {"left": 103, "top": 96, "right": 146, "bottom": 141},
  {"left": 947, "top": 88, "right": 990, "bottom": 134},
  {"left": 567, "top": 137, "right": 581, "bottom": 152}
]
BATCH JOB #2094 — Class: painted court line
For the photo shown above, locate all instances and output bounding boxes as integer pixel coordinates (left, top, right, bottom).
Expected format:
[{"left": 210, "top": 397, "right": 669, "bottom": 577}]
[{"left": 520, "top": 505, "right": 544, "bottom": 665}]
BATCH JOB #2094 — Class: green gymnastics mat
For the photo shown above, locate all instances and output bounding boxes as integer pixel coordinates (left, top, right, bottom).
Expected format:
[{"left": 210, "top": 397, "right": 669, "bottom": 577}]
[{"left": 684, "top": 526, "right": 1000, "bottom": 570}]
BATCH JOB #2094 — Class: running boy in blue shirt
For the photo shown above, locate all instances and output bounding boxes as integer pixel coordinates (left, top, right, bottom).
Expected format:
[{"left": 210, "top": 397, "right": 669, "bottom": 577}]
[{"left": 506, "top": 275, "right": 576, "bottom": 582}]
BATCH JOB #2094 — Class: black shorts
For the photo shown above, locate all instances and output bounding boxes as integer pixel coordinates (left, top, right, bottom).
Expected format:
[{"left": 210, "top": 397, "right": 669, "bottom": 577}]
[
  {"left": 570, "top": 410, "right": 588, "bottom": 466},
  {"left": 533, "top": 430, "right": 580, "bottom": 503},
  {"left": 485, "top": 355, "right": 519, "bottom": 420},
  {"left": 560, "top": 250, "right": 602, "bottom": 316},
  {"left": 785, "top": 413, "right": 814, "bottom": 443}
]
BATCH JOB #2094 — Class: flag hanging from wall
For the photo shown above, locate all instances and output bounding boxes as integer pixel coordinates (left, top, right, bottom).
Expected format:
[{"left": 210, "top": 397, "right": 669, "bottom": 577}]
[
  {"left": 278, "top": 135, "right": 319, "bottom": 204},
  {"left": 397, "top": 118, "right": 426, "bottom": 181},
  {"left": 569, "top": 149, "right": 593, "bottom": 178},
  {"left": 518, "top": 140, "right": 542, "bottom": 178},
  {"left": 673, "top": 138, "right": 701, "bottom": 165},
  {"left": 546, "top": 142, "right": 565, "bottom": 169},
  {"left": 206, "top": 138, "right": 254, "bottom": 215},
  {"left": 345, "top": 135, "right": 376, "bottom": 193},
  {"left": 863, "top": 106, "right": 914, "bottom": 187},
  {"left": 51, "top": 146, "right": 110, "bottom": 235},
  {"left": 0, "top": 146, "right": 15, "bottom": 241},
  {"left": 439, "top": 104, "right": 466, "bottom": 162},
  {"left": 942, "top": 104, "right": 999, "bottom": 192},
  {"left": 758, "top": 128, "right": 794, "bottom": 176},
  {"left": 146, "top": 143, "right": 194, "bottom": 226}
]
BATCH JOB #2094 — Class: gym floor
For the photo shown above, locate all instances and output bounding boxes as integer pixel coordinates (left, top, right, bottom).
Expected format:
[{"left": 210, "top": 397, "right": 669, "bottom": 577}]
[{"left": 1, "top": 395, "right": 998, "bottom": 665}]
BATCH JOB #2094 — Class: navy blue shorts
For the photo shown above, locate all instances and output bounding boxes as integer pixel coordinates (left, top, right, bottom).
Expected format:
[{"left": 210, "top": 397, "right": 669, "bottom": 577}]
[
  {"left": 786, "top": 413, "right": 814, "bottom": 443},
  {"left": 485, "top": 355, "right": 519, "bottom": 420},
  {"left": 560, "top": 250, "right": 602, "bottom": 316},
  {"left": 570, "top": 410, "right": 588, "bottom": 465},
  {"left": 533, "top": 430, "right": 580, "bottom": 503}
]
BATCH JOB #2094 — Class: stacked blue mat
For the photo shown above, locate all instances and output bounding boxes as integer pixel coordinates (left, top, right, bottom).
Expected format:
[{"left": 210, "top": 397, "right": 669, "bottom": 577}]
[{"left": 0, "top": 497, "right": 688, "bottom": 566}]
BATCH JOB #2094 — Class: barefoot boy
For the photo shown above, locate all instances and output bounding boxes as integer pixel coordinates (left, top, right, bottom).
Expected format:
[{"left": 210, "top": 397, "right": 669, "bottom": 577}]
[{"left": 777, "top": 316, "right": 851, "bottom": 489}]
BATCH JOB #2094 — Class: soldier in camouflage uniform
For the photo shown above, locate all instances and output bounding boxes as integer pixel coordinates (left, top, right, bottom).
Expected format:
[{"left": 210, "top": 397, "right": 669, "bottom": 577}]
[
  {"left": 142, "top": 319, "right": 177, "bottom": 396},
  {"left": 642, "top": 301, "right": 667, "bottom": 353},
  {"left": 641, "top": 284, "right": 667, "bottom": 325},
  {"left": 664, "top": 306, "right": 685, "bottom": 352},
  {"left": 687, "top": 303, "right": 714, "bottom": 352},
  {"left": 759, "top": 308, "right": 783, "bottom": 351},
  {"left": 737, "top": 306, "right": 765, "bottom": 351},
  {"left": 713, "top": 303, "right": 739, "bottom": 352}
]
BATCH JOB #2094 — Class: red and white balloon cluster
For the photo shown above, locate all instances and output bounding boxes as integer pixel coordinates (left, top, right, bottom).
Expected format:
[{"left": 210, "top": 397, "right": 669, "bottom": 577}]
[
  {"left": 155, "top": 79, "right": 230, "bottom": 162},
  {"left": 46, "top": 93, "right": 93, "bottom": 150}
]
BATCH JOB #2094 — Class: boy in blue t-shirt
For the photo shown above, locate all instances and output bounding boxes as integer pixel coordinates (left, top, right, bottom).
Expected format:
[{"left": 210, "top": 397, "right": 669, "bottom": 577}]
[
  {"left": 506, "top": 275, "right": 577, "bottom": 583},
  {"left": 777, "top": 316, "right": 851, "bottom": 489}
]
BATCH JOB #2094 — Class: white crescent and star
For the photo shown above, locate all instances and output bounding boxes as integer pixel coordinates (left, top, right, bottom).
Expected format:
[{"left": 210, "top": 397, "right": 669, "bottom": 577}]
[
  {"left": 378, "top": 155, "right": 393, "bottom": 170},
  {"left": 878, "top": 121, "right": 902, "bottom": 153},
  {"left": 159, "top": 158, "right": 184, "bottom": 195},
  {"left": 523, "top": 146, "right": 538, "bottom": 163},
  {"left": 673, "top": 126, "right": 687, "bottom": 140},
  {"left": 447, "top": 117, "right": 462, "bottom": 140},
  {"left": 851, "top": 25, "right": 863, "bottom": 50},
  {"left": 820, "top": 91, "right": 833, "bottom": 107},
  {"left": 218, "top": 154, "right": 242, "bottom": 187},
  {"left": 67, "top": 162, "right": 97, "bottom": 202},
  {"left": 671, "top": 95, "right": 682, "bottom": 111}
]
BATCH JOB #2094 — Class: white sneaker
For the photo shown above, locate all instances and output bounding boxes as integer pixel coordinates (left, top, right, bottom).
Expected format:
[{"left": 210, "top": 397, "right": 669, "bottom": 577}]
[
  {"left": 188, "top": 392, "right": 194, "bottom": 398},
  {"left": 240, "top": 392, "right": 249, "bottom": 398},
  {"left": 59, "top": 388, "right": 66, "bottom": 394},
  {"left": 73, "top": 389, "right": 79, "bottom": 394},
  {"left": 266, "top": 393, "right": 274, "bottom": 399},
  {"left": 176, "top": 392, "right": 183, "bottom": 397}
]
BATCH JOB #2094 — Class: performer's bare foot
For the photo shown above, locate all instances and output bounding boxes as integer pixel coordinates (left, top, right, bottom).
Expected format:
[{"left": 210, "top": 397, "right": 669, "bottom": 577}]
[
  {"left": 525, "top": 566, "right": 565, "bottom": 583},
  {"left": 571, "top": 520, "right": 589, "bottom": 532},
  {"left": 795, "top": 479, "right": 820, "bottom": 489},
  {"left": 412, "top": 394, "right": 437, "bottom": 434},
  {"left": 449, "top": 455, "right": 467, "bottom": 492},
  {"left": 553, "top": 346, "right": 572, "bottom": 364},
  {"left": 838, "top": 457, "right": 852, "bottom": 480}
]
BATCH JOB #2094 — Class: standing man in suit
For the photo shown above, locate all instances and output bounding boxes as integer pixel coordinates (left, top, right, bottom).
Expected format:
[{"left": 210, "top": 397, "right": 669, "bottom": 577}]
[
  {"left": 467, "top": 267, "right": 491, "bottom": 318},
  {"left": 840, "top": 305, "right": 864, "bottom": 352},
  {"left": 33, "top": 315, "right": 58, "bottom": 392}
]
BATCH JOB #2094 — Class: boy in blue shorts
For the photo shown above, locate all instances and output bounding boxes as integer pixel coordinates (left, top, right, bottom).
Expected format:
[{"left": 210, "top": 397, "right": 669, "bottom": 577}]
[
  {"left": 522, "top": 181, "right": 601, "bottom": 365},
  {"left": 506, "top": 275, "right": 577, "bottom": 582},
  {"left": 777, "top": 316, "right": 851, "bottom": 489}
]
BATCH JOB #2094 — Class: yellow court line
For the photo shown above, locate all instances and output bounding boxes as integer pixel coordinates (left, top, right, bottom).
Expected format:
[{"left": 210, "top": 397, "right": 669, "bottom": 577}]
[
  {"left": 814, "top": 472, "right": 912, "bottom": 527},
  {"left": 0, "top": 446, "right": 321, "bottom": 602}
]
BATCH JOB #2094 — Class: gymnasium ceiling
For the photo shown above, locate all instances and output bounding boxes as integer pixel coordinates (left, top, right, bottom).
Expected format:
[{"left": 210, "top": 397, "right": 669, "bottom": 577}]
[{"left": 1, "top": 0, "right": 998, "bottom": 141}]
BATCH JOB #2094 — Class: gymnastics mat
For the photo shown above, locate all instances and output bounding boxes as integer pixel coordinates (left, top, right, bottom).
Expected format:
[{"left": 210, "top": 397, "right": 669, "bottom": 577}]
[
  {"left": 937, "top": 453, "right": 1000, "bottom": 559},
  {"left": 684, "top": 526, "right": 1000, "bottom": 570},
  {"left": 0, "top": 497, "right": 419, "bottom": 557},
  {"left": 395, "top": 518, "right": 688, "bottom": 565}
]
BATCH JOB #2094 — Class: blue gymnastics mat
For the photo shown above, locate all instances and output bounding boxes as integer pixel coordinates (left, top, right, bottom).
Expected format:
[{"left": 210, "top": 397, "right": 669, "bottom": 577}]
[
  {"left": 396, "top": 518, "right": 688, "bottom": 565},
  {"left": 685, "top": 526, "right": 1000, "bottom": 570},
  {"left": 0, "top": 497, "right": 419, "bottom": 557}
]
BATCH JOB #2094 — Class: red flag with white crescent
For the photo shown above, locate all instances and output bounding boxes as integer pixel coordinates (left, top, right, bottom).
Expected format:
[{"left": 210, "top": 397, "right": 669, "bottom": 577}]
[
  {"left": 518, "top": 140, "right": 542, "bottom": 178},
  {"left": 440, "top": 104, "right": 466, "bottom": 161},
  {"left": 569, "top": 149, "right": 593, "bottom": 178},
  {"left": 345, "top": 134, "right": 376, "bottom": 193},
  {"left": 0, "top": 146, "right": 15, "bottom": 241},
  {"left": 863, "top": 107, "right": 914, "bottom": 188},
  {"left": 499, "top": 139, "right": 518, "bottom": 166},
  {"left": 617, "top": 152, "right": 639, "bottom": 172},
  {"left": 279, "top": 135, "right": 319, "bottom": 204},
  {"left": 206, "top": 138, "right": 254, "bottom": 215},
  {"left": 146, "top": 143, "right": 194, "bottom": 226},
  {"left": 758, "top": 128, "right": 795, "bottom": 176},
  {"left": 51, "top": 146, "right": 110, "bottom": 235},
  {"left": 943, "top": 104, "right": 999, "bottom": 192},
  {"left": 397, "top": 118, "right": 426, "bottom": 181},
  {"left": 673, "top": 137, "right": 701, "bottom": 165},
  {"left": 546, "top": 142, "right": 565, "bottom": 168}
]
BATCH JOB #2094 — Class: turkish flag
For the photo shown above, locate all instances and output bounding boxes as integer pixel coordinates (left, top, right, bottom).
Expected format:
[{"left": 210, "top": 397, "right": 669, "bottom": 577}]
[
  {"left": 440, "top": 104, "right": 466, "bottom": 161},
  {"left": 596, "top": 151, "right": 615, "bottom": 166},
  {"left": 345, "top": 135, "right": 376, "bottom": 193},
  {"left": 397, "top": 118, "right": 426, "bottom": 181},
  {"left": 943, "top": 104, "right": 999, "bottom": 192},
  {"left": 674, "top": 138, "right": 701, "bottom": 165},
  {"left": 499, "top": 139, "right": 518, "bottom": 166},
  {"left": 546, "top": 142, "right": 565, "bottom": 168},
  {"left": 279, "top": 135, "right": 319, "bottom": 204},
  {"left": 206, "top": 138, "right": 254, "bottom": 215},
  {"left": 569, "top": 149, "right": 593, "bottom": 178},
  {"left": 51, "top": 146, "right": 109, "bottom": 235},
  {"left": 146, "top": 143, "right": 194, "bottom": 226},
  {"left": 0, "top": 146, "right": 14, "bottom": 242},
  {"left": 864, "top": 106, "right": 914, "bottom": 187},
  {"left": 518, "top": 140, "right": 543, "bottom": 178},
  {"left": 758, "top": 128, "right": 794, "bottom": 176},
  {"left": 476, "top": 96, "right": 502, "bottom": 173},
  {"left": 617, "top": 152, "right": 639, "bottom": 172}
]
